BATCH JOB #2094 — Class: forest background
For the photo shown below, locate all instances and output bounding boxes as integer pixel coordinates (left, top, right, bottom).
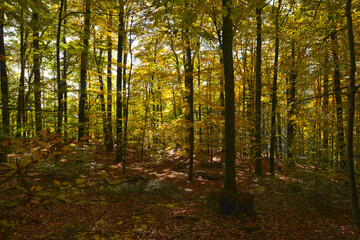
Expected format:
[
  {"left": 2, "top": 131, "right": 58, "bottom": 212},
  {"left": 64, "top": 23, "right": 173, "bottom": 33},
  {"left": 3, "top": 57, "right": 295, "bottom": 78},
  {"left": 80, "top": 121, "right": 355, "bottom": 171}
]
[{"left": 1, "top": 0, "right": 360, "bottom": 239}]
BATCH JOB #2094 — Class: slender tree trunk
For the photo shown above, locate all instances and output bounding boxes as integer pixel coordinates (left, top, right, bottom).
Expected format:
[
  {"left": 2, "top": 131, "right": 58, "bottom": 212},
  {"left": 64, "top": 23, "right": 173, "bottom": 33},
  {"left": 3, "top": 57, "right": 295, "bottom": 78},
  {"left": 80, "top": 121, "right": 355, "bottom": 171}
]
[
  {"left": 122, "top": 33, "right": 127, "bottom": 173},
  {"left": 277, "top": 113, "right": 283, "bottom": 158},
  {"left": 345, "top": 0, "right": 360, "bottom": 228},
  {"left": 270, "top": 0, "right": 281, "bottom": 175},
  {"left": 33, "top": 0, "right": 42, "bottom": 134},
  {"left": 331, "top": 31, "right": 346, "bottom": 169},
  {"left": 56, "top": 0, "right": 65, "bottom": 133},
  {"left": 78, "top": 0, "right": 90, "bottom": 141},
  {"left": 116, "top": 1, "right": 124, "bottom": 164},
  {"left": 17, "top": 7, "right": 27, "bottom": 138},
  {"left": 287, "top": 40, "right": 296, "bottom": 162},
  {"left": 255, "top": 4, "right": 263, "bottom": 175},
  {"left": 0, "top": 9, "right": 10, "bottom": 162},
  {"left": 94, "top": 48, "right": 107, "bottom": 143},
  {"left": 222, "top": 0, "right": 236, "bottom": 193},
  {"left": 184, "top": 35, "right": 194, "bottom": 182},
  {"left": 123, "top": 32, "right": 133, "bottom": 169},
  {"left": 197, "top": 51, "right": 202, "bottom": 144},
  {"left": 106, "top": 11, "right": 113, "bottom": 151},
  {"left": 62, "top": 0, "right": 68, "bottom": 139},
  {"left": 141, "top": 82, "right": 149, "bottom": 162},
  {"left": 323, "top": 52, "right": 329, "bottom": 165}
]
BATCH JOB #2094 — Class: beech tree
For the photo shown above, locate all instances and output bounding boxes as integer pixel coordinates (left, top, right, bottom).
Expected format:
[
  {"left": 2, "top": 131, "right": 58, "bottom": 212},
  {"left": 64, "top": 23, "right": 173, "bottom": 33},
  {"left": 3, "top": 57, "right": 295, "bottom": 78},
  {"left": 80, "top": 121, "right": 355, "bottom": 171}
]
[
  {"left": 269, "top": 0, "right": 282, "bottom": 175},
  {"left": 222, "top": 0, "right": 236, "bottom": 193},
  {"left": 32, "top": 0, "right": 42, "bottom": 134},
  {"left": 0, "top": 6, "right": 9, "bottom": 162},
  {"left": 254, "top": 1, "right": 266, "bottom": 176},
  {"left": 116, "top": 0, "right": 125, "bottom": 166},
  {"left": 78, "top": 0, "right": 91, "bottom": 141},
  {"left": 345, "top": 0, "right": 360, "bottom": 228}
]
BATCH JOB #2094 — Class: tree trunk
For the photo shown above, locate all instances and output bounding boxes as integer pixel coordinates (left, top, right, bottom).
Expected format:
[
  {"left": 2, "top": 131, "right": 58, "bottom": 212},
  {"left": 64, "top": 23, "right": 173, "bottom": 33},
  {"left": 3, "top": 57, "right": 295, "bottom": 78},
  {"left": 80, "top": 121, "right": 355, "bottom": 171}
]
[
  {"left": 184, "top": 36, "right": 194, "bottom": 182},
  {"left": 106, "top": 11, "right": 113, "bottom": 151},
  {"left": 62, "top": 0, "right": 68, "bottom": 139},
  {"left": 197, "top": 50, "right": 202, "bottom": 144},
  {"left": 116, "top": 1, "right": 124, "bottom": 164},
  {"left": 222, "top": 0, "right": 236, "bottom": 193},
  {"left": 17, "top": 7, "right": 27, "bottom": 138},
  {"left": 78, "top": 0, "right": 90, "bottom": 141},
  {"left": 331, "top": 31, "right": 346, "bottom": 169},
  {"left": 255, "top": 4, "right": 263, "bottom": 175},
  {"left": 287, "top": 40, "right": 296, "bottom": 162},
  {"left": 270, "top": 0, "right": 281, "bottom": 175},
  {"left": 56, "top": 0, "right": 65, "bottom": 133},
  {"left": 345, "top": 0, "right": 360, "bottom": 228},
  {"left": 94, "top": 47, "right": 106, "bottom": 143},
  {"left": 0, "top": 9, "right": 10, "bottom": 162},
  {"left": 33, "top": 0, "right": 42, "bottom": 134},
  {"left": 323, "top": 52, "right": 329, "bottom": 166}
]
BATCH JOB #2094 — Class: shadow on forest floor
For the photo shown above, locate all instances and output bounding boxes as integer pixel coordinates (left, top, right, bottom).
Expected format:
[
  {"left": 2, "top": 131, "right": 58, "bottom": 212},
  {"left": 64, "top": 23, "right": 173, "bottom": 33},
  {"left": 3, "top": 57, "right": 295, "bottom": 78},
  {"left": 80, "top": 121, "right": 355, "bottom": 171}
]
[{"left": 1, "top": 140, "right": 359, "bottom": 239}]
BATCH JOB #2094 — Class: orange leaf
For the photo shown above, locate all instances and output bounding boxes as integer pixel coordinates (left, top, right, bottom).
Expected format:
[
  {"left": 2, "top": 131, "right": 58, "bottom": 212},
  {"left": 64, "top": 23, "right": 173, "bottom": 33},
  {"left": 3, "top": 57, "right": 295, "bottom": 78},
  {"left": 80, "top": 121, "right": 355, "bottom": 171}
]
[
  {"left": 79, "top": 136, "right": 90, "bottom": 141},
  {"left": 1, "top": 140, "right": 10, "bottom": 147},
  {"left": 39, "top": 130, "right": 49, "bottom": 138}
]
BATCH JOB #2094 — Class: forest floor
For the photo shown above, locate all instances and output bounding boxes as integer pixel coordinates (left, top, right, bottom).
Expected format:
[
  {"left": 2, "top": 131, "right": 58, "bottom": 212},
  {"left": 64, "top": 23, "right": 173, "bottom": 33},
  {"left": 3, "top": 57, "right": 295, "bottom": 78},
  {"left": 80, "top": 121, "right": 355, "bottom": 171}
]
[{"left": 1, "top": 140, "right": 360, "bottom": 239}]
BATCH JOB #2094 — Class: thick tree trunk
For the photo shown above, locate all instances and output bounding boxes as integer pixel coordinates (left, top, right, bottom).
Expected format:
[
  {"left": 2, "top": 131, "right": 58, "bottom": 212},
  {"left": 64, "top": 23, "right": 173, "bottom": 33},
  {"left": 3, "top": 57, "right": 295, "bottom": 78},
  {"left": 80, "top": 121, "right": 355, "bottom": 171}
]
[
  {"left": 222, "top": 0, "right": 236, "bottom": 193},
  {"left": 78, "top": 0, "right": 90, "bottom": 141},
  {"left": 116, "top": 1, "right": 124, "bottom": 164},
  {"left": 255, "top": 5, "right": 263, "bottom": 175},
  {"left": 33, "top": 0, "right": 42, "bottom": 134},
  {"left": 0, "top": 9, "right": 9, "bottom": 162},
  {"left": 106, "top": 11, "right": 114, "bottom": 151},
  {"left": 345, "top": 0, "right": 360, "bottom": 228},
  {"left": 270, "top": 0, "right": 281, "bottom": 175}
]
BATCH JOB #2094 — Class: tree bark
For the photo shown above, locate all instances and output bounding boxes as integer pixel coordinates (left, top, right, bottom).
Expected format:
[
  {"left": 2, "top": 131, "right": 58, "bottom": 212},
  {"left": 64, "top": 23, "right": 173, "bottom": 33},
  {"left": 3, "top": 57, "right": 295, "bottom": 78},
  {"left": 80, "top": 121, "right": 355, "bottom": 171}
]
[
  {"left": 345, "top": 0, "right": 360, "bottom": 228},
  {"left": 78, "top": 0, "right": 90, "bottom": 141},
  {"left": 0, "top": 9, "right": 9, "bottom": 162},
  {"left": 33, "top": 0, "right": 42, "bottom": 134},
  {"left": 255, "top": 4, "right": 263, "bottom": 175},
  {"left": 184, "top": 35, "right": 194, "bottom": 182},
  {"left": 56, "top": 0, "right": 65, "bottom": 134},
  {"left": 106, "top": 11, "right": 114, "bottom": 151},
  {"left": 270, "top": 0, "right": 281, "bottom": 175},
  {"left": 17, "top": 6, "right": 27, "bottom": 138},
  {"left": 62, "top": 0, "right": 68, "bottom": 139},
  {"left": 116, "top": 1, "right": 124, "bottom": 164},
  {"left": 287, "top": 40, "right": 296, "bottom": 162},
  {"left": 94, "top": 47, "right": 106, "bottom": 144},
  {"left": 331, "top": 31, "right": 346, "bottom": 169},
  {"left": 222, "top": 0, "right": 236, "bottom": 193},
  {"left": 323, "top": 51, "right": 329, "bottom": 166}
]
